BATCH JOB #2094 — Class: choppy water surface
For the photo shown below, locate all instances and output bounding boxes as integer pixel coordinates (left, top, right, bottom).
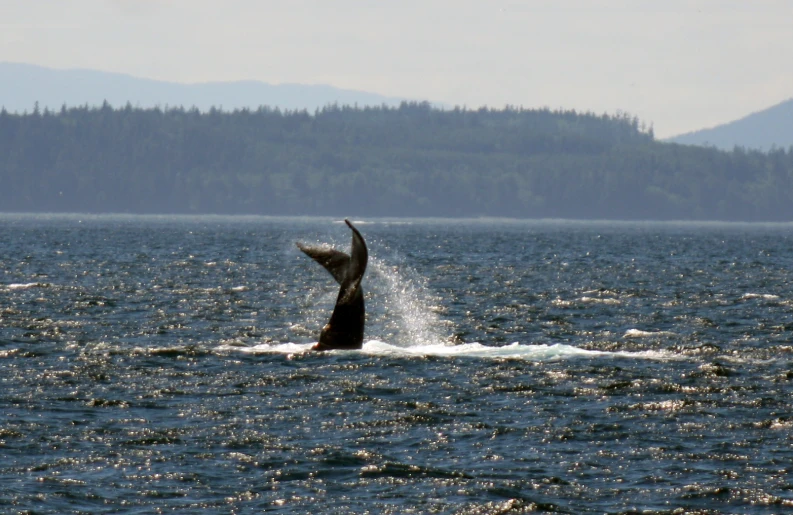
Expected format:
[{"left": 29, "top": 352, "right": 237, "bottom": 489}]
[{"left": 1, "top": 214, "right": 792, "bottom": 514}]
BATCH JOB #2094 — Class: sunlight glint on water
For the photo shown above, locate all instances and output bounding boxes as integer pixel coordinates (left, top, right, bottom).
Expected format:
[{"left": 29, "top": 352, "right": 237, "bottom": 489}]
[{"left": 3, "top": 215, "right": 793, "bottom": 514}]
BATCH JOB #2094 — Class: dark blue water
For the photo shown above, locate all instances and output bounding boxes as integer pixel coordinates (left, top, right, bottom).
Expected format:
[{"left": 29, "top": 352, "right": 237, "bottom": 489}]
[{"left": 2, "top": 214, "right": 792, "bottom": 514}]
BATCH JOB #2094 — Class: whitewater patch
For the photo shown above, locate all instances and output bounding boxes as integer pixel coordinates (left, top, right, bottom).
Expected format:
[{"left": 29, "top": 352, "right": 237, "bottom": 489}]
[
  {"left": 741, "top": 293, "right": 780, "bottom": 301},
  {"left": 579, "top": 296, "right": 621, "bottom": 305},
  {"left": 4, "top": 282, "right": 49, "bottom": 290},
  {"left": 552, "top": 296, "right": 621, "bottom": 307},
  {"left": 217, "top": 340, "right": 673, "bottom": 361},
  {"left": 623, "top": 328, "right": 676, "bottom": 338}
]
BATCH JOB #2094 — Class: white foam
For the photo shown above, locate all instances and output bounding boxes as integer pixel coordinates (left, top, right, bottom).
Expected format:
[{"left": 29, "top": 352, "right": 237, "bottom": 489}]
[
  {"left": 741, "top": 293, "right": 780, "bottom": 300},
  {"left": 624, "top": 329, "right": 676, "bottom": 338},
  {"left": 579, "top": 296, "right": 621, "bottom": 305},
  {"left": 5, "top": 282, "right": 46, "bottom": 290},
  {"left": 217, "top": 342, "right": 315, "bottom": 354},
  {"left": 218, "top": 340, "right": 673, "bottom": 361}
]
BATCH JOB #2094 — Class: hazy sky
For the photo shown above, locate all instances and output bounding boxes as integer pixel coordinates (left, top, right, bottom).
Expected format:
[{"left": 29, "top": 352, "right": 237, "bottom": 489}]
[{"left": 2, "top": 0, "right": 792, "bottom": 137}]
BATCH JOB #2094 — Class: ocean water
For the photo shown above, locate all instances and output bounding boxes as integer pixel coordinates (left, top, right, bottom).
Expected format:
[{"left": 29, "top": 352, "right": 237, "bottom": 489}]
[{"left": 1, "top": 214, "right": 792, "bottom": 514}]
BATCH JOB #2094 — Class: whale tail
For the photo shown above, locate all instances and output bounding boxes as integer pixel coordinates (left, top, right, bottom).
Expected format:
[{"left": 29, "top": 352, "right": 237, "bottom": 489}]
[{"left": 297, "top": 219, "right": 368, "bottom": 350}]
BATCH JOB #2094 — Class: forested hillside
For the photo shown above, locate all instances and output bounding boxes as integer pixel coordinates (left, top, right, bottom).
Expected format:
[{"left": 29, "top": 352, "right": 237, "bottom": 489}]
[{"left": 2, "top": 102, "right": 793, "bottom": 221}]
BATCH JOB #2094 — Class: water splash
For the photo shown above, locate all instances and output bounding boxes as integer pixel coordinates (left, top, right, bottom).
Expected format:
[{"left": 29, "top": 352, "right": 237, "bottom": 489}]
[{"left": 366, "top": 256, "right": 449, "bottom": 347}]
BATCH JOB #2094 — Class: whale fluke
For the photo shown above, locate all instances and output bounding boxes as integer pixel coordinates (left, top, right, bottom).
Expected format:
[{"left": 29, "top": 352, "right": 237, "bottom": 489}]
[{"left": 297, "top": 219, "right": 368, "bottom": 350}]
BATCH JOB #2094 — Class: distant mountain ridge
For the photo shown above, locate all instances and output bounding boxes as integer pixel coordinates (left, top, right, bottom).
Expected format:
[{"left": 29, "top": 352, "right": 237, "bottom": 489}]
[
  {"left": 0, "top": 62, "right": 411, "bottom": 113},
  {"left": 667, "top": 98, "right": 793, "bottom": 152},
  {"left": 3, "top": 62, "right": 791, "bottom": 153}
]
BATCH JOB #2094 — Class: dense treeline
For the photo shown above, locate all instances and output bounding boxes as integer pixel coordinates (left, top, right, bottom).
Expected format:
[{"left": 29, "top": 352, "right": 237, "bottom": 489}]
[{"left": 2, "top": 101, "right": 793, "bottom": 221}]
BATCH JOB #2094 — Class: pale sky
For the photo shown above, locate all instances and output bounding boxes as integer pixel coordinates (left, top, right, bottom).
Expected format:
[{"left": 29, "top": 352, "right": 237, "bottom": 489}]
[{"left": 2, "top": 0, "right": 792, "bottom": 137}]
